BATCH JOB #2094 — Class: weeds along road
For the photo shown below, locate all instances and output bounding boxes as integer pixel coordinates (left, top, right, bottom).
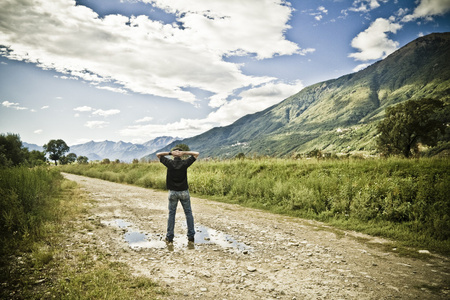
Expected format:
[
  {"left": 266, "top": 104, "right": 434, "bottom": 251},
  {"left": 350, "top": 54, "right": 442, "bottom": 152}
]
[{"left": 62, "top": 173, "right": 449, "bottom": 299}]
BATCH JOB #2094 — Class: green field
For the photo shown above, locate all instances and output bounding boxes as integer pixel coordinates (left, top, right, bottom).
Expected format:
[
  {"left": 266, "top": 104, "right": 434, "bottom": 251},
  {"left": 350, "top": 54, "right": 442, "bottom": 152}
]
[{"left": 60, "top": 157, "right": 450, "bottom": 254}]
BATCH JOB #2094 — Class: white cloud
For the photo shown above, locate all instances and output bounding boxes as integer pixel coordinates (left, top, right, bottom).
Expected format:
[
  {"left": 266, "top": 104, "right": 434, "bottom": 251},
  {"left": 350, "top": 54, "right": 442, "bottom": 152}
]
[
  {"left": 299, "top": 48, "right": 316, "bottom": 56},
  {"left": 349, "top": 0, "right": 388, "bottom": 13},
  {"left": 148, "top": 0, "right": 299, "bottom": 59},
  {"left": 41, "top": 105, "right": 49, "bottom": 109},
  {"left": 120, "top": 80, "right": 304, "bottom": 139},
  {"left": 96, "top": 85, "right": 128, "bottom": 94},
  {"left": 318, "top": 6, "right": 328, "bottom": 14},
  {"left": 207, "top": 80, "right": 305, "bottom": 126},
  {"left": 59, "top": 75, "right": 78, "bottom": 80},
  {"left": 2, "top": 100, "right": 27, "bottom": 110},
  {"left": 309, "top": 6, "right": 328, "bottom": 21},
  {"left": 2, "top": 100, "right": 16, "bottom": 107},
  {"left": 135, "top": 116, "right": 154, "bottom": 123},
  {"left": 120, "top": 118, "right": 211, "bottom": 140},
  {"left": 34, "top": 129, "right": 43, "bottom": 134},
  {"left": 74, "top": 106, "right": 93, "bottom": 112},
  {"left": 0, "top": 0, "right": 303, "bottom": 107},
  {"left": 348, "top": 18, "right": 402, "bottom": 61},
  {"left": 396, "top": 8, "right": 409, "bottom": 17},
  {"left": 353, "top": 63, "right": 371, "bottom": 72},
  {"left": 402, "top": 0, "right": 450, "bottom": 22},
  {"left": 74, "top": 106, "right": 120, "bottom": 118},
  {"left": 85, "top": 121, "right": 109, "bottom": 128},
  {"left": 92, "top": 109, "right": 121, "bottom": 117}
]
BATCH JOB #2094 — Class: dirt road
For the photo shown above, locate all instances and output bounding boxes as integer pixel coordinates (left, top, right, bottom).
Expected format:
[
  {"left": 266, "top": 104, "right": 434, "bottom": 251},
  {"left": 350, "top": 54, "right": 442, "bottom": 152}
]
[{"left": 62, "top": 173, "right": 449, "bottom": 299}]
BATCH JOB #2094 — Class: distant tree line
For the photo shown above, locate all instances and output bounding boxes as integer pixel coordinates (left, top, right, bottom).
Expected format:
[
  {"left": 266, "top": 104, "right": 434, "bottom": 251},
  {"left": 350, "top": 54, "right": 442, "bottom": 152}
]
[{"left": 0, "top": 134, "right": 88, "bottom": 167}]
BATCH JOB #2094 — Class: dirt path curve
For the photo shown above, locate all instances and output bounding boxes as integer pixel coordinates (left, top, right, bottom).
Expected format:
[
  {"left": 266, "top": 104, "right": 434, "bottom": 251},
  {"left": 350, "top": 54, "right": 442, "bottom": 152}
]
[{"left": 62, "top": 173, "right": 449, "bottom": 299}]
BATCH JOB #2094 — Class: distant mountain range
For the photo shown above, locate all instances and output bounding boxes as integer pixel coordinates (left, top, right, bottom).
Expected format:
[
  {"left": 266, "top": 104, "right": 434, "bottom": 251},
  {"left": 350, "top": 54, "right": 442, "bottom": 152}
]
[
  {"left": 23, "top": 142, "right": 45, "bottom": 152},
  {"left": 144, "top": 32, "right": 450, "bottom": 159},
  {"left": 23, "top": 136, "right": 178, "bottom": 162}
]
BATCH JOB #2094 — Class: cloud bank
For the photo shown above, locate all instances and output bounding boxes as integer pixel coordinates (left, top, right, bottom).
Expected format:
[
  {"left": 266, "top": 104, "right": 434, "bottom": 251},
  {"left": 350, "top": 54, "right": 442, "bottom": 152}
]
[
  {"left": 0, "top": 0, "right": 310, "bottom": 141},
  {"left": 0, "top": 0, "right": 301, "bottom": 107}
]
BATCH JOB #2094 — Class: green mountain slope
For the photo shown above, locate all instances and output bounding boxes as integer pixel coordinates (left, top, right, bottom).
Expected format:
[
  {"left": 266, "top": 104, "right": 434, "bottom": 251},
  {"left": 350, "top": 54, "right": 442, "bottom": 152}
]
[{"left": 147, "top": 32, "right": 450, "bottom": 159}]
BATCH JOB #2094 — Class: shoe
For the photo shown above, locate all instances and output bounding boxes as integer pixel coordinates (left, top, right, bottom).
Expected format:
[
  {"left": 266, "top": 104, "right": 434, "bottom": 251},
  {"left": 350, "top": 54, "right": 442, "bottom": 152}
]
[
  {"left": 165, "top": 237, "right": 173, "bottom": 243},
  {"left": 188, "top": 236, "right": 194, "bottom": 243}
]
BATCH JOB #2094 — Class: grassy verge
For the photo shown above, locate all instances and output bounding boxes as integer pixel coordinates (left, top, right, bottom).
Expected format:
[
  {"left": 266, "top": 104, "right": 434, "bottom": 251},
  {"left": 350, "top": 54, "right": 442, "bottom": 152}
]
[
  {"left": 0, "top": 167, "right": 167, "bottom": 299},
  {"left": 60, "top": 157, "right": 450, "bottom": 255}
]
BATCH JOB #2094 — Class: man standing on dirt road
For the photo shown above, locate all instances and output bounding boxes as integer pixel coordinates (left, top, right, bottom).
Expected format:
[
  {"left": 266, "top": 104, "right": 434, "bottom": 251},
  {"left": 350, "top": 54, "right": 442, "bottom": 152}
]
[{"left": 157, "top": 148, "right": 199, "bottom": 244}]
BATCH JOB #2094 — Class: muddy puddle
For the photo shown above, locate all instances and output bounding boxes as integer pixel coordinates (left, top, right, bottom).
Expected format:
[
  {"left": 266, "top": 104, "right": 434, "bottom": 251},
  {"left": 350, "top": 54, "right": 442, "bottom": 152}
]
[{"left": 101, "top": 219, "right": 252, "bottom": 253}]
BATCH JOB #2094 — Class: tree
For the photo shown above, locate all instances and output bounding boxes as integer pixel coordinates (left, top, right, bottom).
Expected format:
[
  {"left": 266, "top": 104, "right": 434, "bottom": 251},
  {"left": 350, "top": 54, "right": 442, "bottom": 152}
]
[
  {"left": 77, "top": 156, "right": 89, "bottom": 164},
  {"left": 27, "top": 150, "right": 47, "bottom": 166},
  {"left": 43, "top": 139, "right": 70, "bottom": 165},
  {"left": 0, "top": 133, "right": 49, "bottom": 167},
  {"left": 60, "top": 153, "right": 77, "bottom": 165},
  {"left": 377, "top": 98, "right": 445, "bottom": 158},
  {"left": 0, "top": 133, "right": 26, "bottom": 167}
]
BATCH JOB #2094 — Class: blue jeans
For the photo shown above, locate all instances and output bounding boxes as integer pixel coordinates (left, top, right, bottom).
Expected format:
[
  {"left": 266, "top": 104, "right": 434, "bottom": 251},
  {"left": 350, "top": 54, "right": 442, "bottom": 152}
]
[{"left": 166, "top": 190, "right": 195, "bottom": 240}]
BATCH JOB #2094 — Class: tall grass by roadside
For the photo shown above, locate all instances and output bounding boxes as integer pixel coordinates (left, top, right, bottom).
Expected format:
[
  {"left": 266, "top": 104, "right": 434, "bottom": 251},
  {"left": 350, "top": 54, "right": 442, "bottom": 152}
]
[
  {"left": 60, "top": 158, "right": 450, "bottom": 254},
  {"left": 0, "top": 166, "right": 166, "bottom": 299},
  {"left": 0, "top": 166, "right": 63, "bottom": 255}
]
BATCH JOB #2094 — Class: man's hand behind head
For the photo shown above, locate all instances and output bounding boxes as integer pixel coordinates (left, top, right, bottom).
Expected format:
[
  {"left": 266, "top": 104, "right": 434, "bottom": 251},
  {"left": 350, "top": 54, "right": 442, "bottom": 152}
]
[{"left": 171, "top": 150, "right": 183, "bottom": 157}]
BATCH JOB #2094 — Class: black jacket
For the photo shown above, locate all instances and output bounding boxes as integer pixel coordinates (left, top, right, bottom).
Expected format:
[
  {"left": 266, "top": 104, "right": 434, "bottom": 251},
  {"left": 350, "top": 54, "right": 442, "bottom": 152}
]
[{"left": 159, "top": 156, "right": 196, "bottom": 191}]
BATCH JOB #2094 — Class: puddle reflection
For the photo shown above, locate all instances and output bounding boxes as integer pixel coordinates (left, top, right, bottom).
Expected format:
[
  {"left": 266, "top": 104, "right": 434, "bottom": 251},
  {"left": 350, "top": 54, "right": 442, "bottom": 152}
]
[
  {"left": 192, "top": 225, "right": 251, "bottom": 252},
  {"left": 124, "top": 232, "right": 166, "bottom": 249},
  {"left": 102, "top": 219, "right": 252, "bottom": 252}
]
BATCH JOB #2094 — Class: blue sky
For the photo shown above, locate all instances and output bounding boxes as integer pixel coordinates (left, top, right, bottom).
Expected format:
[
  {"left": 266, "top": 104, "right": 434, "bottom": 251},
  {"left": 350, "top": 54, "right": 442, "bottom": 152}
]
[{"left": 1, "top": 0, "right": 449, "bottom": 146}]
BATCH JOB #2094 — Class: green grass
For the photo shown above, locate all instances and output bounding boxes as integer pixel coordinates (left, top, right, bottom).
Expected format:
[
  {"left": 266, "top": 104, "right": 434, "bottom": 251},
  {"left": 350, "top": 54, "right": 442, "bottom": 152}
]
[
  {"left": 60, "top": 157, "right": 450, "bottom": 255},
  {"left": 0, "top": 166, "right": 63, "bottom": 255},
  {"left": 0, "top": 166, "right": 167, "bottom": 299}
]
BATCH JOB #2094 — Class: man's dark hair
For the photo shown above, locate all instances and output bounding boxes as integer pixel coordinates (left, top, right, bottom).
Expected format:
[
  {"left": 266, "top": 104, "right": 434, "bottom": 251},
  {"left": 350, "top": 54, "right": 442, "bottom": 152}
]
[{"left": 171, "top": 147, "right": 183, "bottom": 151}]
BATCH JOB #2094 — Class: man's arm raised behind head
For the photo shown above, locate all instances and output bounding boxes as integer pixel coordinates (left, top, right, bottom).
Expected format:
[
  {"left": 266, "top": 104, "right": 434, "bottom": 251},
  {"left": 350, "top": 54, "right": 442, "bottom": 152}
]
[
  {"left": 156, "top": 151, "right": 170, "bottom": 159},
  {"left": 183, "top": 151, "right": 199, "bottom": 159}
]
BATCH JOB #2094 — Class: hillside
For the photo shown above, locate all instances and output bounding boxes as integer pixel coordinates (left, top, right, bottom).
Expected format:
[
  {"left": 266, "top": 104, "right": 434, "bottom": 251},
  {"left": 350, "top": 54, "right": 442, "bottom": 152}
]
[{"left": 145, "top": 32, "right": 450, "bottom": 159}]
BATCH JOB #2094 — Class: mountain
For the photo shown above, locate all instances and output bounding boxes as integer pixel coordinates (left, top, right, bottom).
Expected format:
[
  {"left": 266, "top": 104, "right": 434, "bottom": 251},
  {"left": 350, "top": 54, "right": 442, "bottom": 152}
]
[
  {"left": 22, "top": 137, "right": 178, "bottom": 162},
  {"left": 69, "top": 136, "right": 178, "bottom": 162},
  {"left": 23, "top": 142, "right": 43, "bottom": 152},
  {"left": 142, "top": 136, "right": 179, "bottom": 152},
  {"left": 145, "top": 32, "right": 450, "bottom": 159}
]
